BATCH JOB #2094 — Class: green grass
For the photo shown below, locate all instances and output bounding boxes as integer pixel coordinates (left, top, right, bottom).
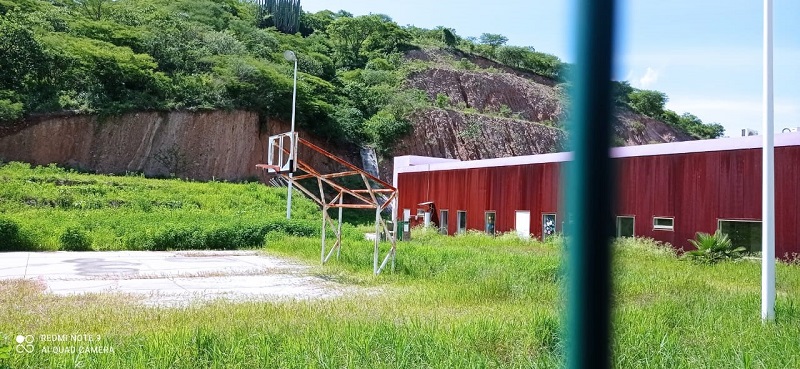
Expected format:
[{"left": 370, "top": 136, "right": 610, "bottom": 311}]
[
  {"left": 2, "top": 165, "right": 800, "bottom": 368},
  {"left": 0, "top": 162, "right": 322, "bottom": 251},
  {"left": 2, "top": 232, "right": 800, "bottom": 368}
]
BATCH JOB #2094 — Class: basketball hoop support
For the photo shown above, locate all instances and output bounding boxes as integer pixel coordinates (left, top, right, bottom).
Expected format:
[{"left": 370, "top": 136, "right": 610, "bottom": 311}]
[{"left": 259, "top": 133, "right": 397, "bottom": 275}]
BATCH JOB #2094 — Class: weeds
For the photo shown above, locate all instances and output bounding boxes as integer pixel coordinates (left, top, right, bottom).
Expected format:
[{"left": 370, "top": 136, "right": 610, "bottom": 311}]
[{"left": 59, "top": 227, "right": 92, "bottom": 251}]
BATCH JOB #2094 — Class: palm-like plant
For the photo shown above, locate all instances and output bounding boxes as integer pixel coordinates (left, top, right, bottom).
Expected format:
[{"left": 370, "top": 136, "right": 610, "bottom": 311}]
[{"left": 684, "top": 230, "right": 746, "bottom": 264}]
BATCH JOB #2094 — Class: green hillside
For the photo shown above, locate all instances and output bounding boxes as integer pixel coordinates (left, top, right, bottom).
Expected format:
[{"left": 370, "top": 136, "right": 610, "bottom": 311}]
[
  {"left": 0, "top": 161, "right": 322, "bottom": 250},
  {"left": 0, "top": 0, "right": 722, "bottom": 156}
]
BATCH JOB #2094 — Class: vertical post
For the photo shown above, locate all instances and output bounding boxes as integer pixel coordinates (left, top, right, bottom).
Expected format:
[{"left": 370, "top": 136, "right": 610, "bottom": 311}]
[
  {"left": 321, "top": 206, "right": 327, "bottom": 265},
  {"left": 390, "top": 241, "right": 396, "bottom": 273},
  {"left": 337, "top": 194, "right": 343, "bottom": 259},
  {"left": 374, "top": 207, "right": 381, "bottom": 274},
  {"left": 286, "top": 55, "right": 298, "bottom": 219},
  {"left": 761, "top": 0, "right": 776, "bottom": 322},
  {"left": 392, "top": 216, "right": 397, "bottom": 272},
  {"left": 565, "top": 0, "right": 616, "bottom": 368}
]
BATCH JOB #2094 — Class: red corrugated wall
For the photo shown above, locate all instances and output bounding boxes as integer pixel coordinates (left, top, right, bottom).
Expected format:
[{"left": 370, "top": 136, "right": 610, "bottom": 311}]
[{"left": 396, "top": 145, "right": 800, "bottom": 257}]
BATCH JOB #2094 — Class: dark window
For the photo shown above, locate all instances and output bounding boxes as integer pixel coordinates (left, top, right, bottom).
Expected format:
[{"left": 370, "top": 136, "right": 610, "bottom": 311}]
[
  {"left": 485, "top": 211, "right": 496, "bottom": 236},
  {"left": 719, "top": 220, "right": 762, "bottom": 253},
  {"left": 440, "top": 210, "right": 449, "bottom": 235},
  {"left": 456, "top": 211, "right": 467, "bottom": 234},
  {"left": 616, "top": 216, "right": 635, "bottom": 237},
  {"left": 653, "top": 217, "right": 674, "bottom": 231},
  {"left": 542, "top": 213, "right": 557, "bottom": 240}
]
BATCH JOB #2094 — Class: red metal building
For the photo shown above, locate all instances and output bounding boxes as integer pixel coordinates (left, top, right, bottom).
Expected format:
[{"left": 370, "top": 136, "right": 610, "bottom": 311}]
[{"left": 393, "top": 134, "right": 800, "bottom": 258}]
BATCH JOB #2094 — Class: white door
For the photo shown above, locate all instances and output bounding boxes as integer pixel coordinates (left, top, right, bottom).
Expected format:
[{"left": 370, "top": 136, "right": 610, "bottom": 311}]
[{"left": 515, "top": 211, "right": 530, "bottom": 239}]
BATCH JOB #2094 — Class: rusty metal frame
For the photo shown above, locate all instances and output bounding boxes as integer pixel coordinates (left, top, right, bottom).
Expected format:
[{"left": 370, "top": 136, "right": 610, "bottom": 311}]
[{"left": 258, "top": 135, "right": 397, "bottom": 275}]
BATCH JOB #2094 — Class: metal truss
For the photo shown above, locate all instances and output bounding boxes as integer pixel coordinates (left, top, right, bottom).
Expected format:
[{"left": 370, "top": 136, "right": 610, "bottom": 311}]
[{"left": 257, "top": 134, "right": 397, "bottom": 275}]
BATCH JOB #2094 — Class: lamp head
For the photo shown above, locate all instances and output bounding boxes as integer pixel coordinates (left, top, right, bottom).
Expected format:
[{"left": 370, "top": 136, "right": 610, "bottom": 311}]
[{"left": 283, "top": 50, "right": 297, "bottom": 62}]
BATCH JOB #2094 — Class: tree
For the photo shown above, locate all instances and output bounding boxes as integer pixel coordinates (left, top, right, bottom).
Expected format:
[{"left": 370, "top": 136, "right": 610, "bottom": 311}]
[
  {"left": 299, "top": 9, "right": 336, "bottom": 36},
  {"left": 494, "top": 45, "right": 531, "bottom": 68},
  {"left": 478, "top": 33, "right": 508, "bottom": 55},
  {"left": 659, "top": 110, "right": 724, "bottom": 139},
  {"left": 627, "top": 89, "right": 667, "bottom": 118},
  {"left": 463, "top": 36, "right": 477, "bottom": 53},
  {"left": 479, "top": 33, "right": 508, "bottom": 48},
  {"left": 326, "top": 15, "right": 410, "bottom": 68},
  {"left": 73, "top": 0, "right": 108, "bottom": 21},
  {"left": 442, "top": 28, "right": 457, "bottom": 48},
  {"left": 0, "top": 18, "right": 45, "bottom": 91},
  {"left": 660, "top": 109, "right": 680, "bottom": 125},
  {"left": 611, "top": 81, "right": 634, "bottom": 106},
  {"left": 692, "top": 122, "right": 725, "bottom": 139},
  {"left": 676, "top": 113, "right": 725, "bottom": 139}
]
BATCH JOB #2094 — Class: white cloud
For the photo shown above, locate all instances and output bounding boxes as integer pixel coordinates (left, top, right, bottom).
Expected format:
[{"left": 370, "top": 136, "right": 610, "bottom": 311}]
[
  {"left": 638, "top": 67, "right": 659, "bottom": 88},
  {"left": 622, "top": 67, "right": 661, "bottom": 89}
]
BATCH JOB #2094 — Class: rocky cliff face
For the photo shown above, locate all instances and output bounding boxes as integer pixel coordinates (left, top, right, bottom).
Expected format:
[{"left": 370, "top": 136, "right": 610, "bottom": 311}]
[
  {"left": 396, "top": 108, "right": 565, "bottom": 160},
  {"left": 0, "top": 110, "right": 360, "bottom": 181},
  {"left": 382, "top": 50, "right": 693, "bottom": 171},
  {"left": 407, "top": 68, "right": 563, "bottom": 123},
  {"left": 613, "top": 110, "right": 693, "bottom": 145}
]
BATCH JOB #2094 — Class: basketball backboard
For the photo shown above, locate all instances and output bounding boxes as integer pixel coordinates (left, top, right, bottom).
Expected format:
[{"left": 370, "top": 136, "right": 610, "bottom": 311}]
[{"left": 265, "top": 132, "right": 297, "bottom": 173}]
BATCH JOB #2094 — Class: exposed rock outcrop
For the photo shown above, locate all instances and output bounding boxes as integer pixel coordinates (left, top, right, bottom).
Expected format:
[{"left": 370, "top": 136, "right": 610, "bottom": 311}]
[
  {"left": 406, "top": 68, "right": 563, "bottom": 123},
  {"left": 0, "top": 110, "right": 360, "bottom": 181},
  {"left": 614, "top": 110, "right": 694, "bottom": 145},
  {"left": 395, "top": 108, "right": 565, "bottom": 160}
]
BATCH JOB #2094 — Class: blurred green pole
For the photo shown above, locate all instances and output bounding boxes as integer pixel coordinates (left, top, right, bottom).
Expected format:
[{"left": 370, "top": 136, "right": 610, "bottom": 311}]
[{"left": 565, "top": 0, "right": 617, "bottom": 368}]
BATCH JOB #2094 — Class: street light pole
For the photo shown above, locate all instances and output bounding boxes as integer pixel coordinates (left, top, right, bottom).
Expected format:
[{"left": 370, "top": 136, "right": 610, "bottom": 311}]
[
  {"left": 761, "top": 0, "right": 776, "bottom": 322},
  {"left": 284, "top": 50, "right": 298, "bottom": 220}
]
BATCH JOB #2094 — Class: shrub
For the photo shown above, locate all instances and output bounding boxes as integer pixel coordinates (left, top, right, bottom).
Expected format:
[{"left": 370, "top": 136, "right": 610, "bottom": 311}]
[
  {"left": 364, "top": 110, "right": 412, "bottom": 156},
  {"left": 204, "top": 227, "right": 239, "bottom": 250},
  {"left": 0, "top": 99, "right": 23, "bottom": 122},
  {"left": 434, "top": 93, "right": 449, "bottom": 108},
  {"left": 457, "top": 119, "right": 482, "bottom": 141},
  {"left": 147, "top": 226, "right": 206, "bottom": 251},
  {"left": 684, "top": 230, "right": 745, "bottom": 264},
  {"left": 0, "top": 218, "right": 33, "bottom": 251},
  {"left": 59, "top": 227, "right": 93, "bottom": 251},
  {"left": 441, "top": 28, "right": 457, "bottom": 48},
  {"left": 456, "top": 58, "right": 476, "bottom": 71},
  {"left": 263, "top": 219, "right": 318, "bottom": 237},
  {"left": 143, "top": 220, "right": 318, "bottom": 251},
  {"left": 631, "top": 120, "right": 646, "bottom": 134},
  {"left": 498, "top": 104, "right": 513, "bottom": 118}
]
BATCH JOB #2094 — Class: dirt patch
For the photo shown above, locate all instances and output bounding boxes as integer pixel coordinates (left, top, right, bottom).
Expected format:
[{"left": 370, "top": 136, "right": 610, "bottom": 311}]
[{"left": 0, "top": 251, "right": 373, "bottom": 307}]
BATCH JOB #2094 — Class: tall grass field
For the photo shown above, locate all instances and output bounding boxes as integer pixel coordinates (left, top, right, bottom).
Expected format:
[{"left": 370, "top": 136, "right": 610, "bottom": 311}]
[
  {"left": 0, "top": 162, "right": 322, "bottom": 251},
  {"left": 1, "top": 163, "right": 800, "bottom": 368}
]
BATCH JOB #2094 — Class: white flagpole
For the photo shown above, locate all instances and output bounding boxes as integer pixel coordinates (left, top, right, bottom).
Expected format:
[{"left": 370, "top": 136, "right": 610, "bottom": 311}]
[{"left": 761, "top": 0, "right": 776, "bottom": 321}]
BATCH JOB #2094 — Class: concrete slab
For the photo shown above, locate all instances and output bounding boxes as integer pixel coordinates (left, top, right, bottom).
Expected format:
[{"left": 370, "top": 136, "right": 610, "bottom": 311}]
[{"left": 0, "top": 250, "right": 363, "bottom": 306}]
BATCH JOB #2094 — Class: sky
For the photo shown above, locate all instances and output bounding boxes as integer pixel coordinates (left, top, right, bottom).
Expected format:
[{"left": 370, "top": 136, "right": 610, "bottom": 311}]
[{"left": 300, "top": 0, "right": 800, "bottom": 137}]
